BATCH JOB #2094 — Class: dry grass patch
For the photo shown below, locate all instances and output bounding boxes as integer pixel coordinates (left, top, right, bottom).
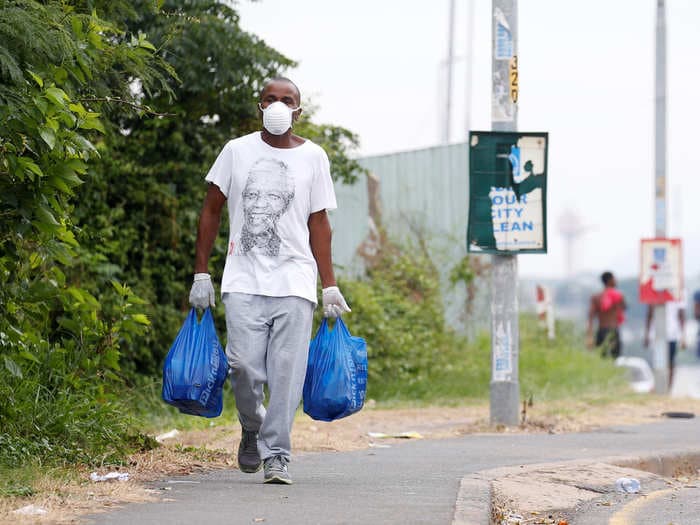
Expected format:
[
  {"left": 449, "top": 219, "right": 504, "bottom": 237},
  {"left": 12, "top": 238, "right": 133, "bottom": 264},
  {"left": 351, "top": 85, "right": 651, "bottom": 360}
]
[{"left": 0, "top": 446, "right": 232, "bottom": 524}]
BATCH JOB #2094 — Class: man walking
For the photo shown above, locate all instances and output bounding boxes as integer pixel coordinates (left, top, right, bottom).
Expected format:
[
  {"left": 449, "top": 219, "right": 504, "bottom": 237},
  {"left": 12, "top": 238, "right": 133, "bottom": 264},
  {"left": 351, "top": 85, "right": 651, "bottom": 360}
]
[
  {"left": 189, "top": 77, "right": 350, "bottom": 485},
  {"left": 644, "top": 300, "right": 686, "bottom": 388},
  {"left": 695, "top": 289, "right": 700, "bottom": 358},
  {"left": 587, "top": 271, "right": 626, "bottom": 358}
]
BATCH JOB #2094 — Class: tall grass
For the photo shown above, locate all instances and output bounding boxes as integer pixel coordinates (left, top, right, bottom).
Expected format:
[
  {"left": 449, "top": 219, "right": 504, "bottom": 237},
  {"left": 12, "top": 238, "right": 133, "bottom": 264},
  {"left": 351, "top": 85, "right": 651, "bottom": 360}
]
[{"left": 367, "top": 314, "right": 626, "bottom": 404}]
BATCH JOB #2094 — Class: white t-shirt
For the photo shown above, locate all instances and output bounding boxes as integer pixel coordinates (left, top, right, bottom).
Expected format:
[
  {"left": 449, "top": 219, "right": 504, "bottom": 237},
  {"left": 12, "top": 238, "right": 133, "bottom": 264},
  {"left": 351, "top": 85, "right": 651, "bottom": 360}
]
[
  {"left": 665, "top": 300, "right": 685, "bottom": 342},
  {"left": 205, "top": 132, "right": 337, "bottom": 304}
]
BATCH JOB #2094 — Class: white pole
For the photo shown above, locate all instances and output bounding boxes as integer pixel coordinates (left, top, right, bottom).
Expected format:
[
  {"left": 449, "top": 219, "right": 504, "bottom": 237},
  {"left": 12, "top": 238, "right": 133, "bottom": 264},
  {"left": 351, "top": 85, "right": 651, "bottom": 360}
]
[
  {"left": 464, "top": 0, "right": 475, "bottom": 136},
  {"left": 490, "top": 0, "right": 519, "bottom": 426},
  {"left": 653, "top": 0, "right": 668, "bottom": 394},
  {"left": 444, "top": 0, "right": 456, "bottom": 144}
]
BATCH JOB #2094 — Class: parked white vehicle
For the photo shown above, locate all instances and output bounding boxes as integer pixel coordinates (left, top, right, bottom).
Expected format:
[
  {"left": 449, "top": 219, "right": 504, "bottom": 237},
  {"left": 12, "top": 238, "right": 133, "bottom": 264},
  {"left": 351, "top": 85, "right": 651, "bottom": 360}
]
[{"left": 614, "top": 356, "right": 655, "bottom": 394}]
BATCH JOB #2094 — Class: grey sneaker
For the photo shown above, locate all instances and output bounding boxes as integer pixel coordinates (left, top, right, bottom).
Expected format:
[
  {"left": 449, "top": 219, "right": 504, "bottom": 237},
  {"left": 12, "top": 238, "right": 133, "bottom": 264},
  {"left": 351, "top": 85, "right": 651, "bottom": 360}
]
[
  {"left": 263, "top": 455, "right": 292, "bottom": 485},
  {"left": 238, "top": 430, "right": 261, "bottom": 473}
]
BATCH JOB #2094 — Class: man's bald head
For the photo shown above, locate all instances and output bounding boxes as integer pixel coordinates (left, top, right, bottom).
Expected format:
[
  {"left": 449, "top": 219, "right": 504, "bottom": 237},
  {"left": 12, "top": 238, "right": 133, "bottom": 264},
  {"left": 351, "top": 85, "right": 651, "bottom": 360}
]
[{"left": 260, "top": 77, "right": 301, "bottom": 107}]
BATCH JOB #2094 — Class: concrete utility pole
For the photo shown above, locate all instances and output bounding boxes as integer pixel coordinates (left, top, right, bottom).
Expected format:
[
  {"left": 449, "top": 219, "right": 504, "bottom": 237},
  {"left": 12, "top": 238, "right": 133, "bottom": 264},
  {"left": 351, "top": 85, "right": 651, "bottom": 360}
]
[
  {"left": 464, "top": 0, "right": 475, "bottom": 136},
  {"left": 490, "top": 0, "right": 519, "bottom": 425},
  {"left": 444, "top": 0, "right": 456, "bottom": 144},
  {"left": 653, "top": 0, "right": 669, "bottom": 394}
]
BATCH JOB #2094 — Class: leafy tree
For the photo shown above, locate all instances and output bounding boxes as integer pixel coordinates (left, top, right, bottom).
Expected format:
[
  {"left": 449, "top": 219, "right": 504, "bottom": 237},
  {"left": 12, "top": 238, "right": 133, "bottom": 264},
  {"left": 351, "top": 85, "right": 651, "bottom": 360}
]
[{"left": 0, "top": 0, "right": 172, "bottom": 467}]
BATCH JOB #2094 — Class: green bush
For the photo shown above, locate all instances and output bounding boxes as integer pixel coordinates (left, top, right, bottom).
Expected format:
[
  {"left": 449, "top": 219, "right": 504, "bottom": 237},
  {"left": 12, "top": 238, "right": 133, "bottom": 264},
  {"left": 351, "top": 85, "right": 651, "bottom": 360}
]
[
  {"left": 0, "top": 277, "right": 153, "bottom": 467},
  {"left": 0, "top": 1, "right": 168, "bottom": 468},
  {"left": 322, "top": 239, "right": 468, "bottom": 399}
]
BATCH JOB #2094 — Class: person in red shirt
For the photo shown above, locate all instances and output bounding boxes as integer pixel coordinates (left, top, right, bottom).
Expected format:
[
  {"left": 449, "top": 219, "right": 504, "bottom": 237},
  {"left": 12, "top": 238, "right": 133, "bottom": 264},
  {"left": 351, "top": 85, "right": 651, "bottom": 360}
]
[
  {"left": 587, "top": 271, "right": 627, "bottom": 358},
  {"left": 694, "top": 290, "right": 700, "bottom": 358}
]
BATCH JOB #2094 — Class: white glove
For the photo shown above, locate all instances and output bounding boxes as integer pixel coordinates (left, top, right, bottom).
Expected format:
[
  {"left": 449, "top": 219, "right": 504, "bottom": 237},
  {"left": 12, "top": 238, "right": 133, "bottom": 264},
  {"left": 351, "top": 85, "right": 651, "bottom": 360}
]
[
  {"left": 189, "top": 273, "right": 216, "bottom": 309},
  {"left": 322, "top": 286, "right": 351, "bottom": 318}
]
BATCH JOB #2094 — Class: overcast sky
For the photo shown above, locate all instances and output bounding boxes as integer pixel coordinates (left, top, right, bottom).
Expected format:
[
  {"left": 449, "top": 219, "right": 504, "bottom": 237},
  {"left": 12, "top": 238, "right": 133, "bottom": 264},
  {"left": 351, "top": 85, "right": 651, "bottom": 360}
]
[{"left": 235, "top": 0, "right": 700, "bottom": 283}]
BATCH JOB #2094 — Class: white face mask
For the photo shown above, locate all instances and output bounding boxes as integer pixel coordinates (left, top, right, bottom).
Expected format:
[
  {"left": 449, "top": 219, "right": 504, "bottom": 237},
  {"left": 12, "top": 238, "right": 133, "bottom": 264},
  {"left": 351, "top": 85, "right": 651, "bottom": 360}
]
[{"left": 259, "top": 101, "right": 301, "bottom": 135}]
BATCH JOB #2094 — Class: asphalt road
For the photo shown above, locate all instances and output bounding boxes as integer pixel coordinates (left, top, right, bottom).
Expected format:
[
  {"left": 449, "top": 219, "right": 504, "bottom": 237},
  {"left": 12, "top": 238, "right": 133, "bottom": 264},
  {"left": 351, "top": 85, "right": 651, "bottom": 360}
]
[
  {"left": 573, "top": 481, "right": 700, "bottom": 525},
  {"left": 671, "top": 364, "right": 700, "bottom": 399},
  {"left": 92, "top": 418, "right": 700, "bottom": 525},
  {"left": 607, "top": 484, "right": 700, "bottom": 525}
]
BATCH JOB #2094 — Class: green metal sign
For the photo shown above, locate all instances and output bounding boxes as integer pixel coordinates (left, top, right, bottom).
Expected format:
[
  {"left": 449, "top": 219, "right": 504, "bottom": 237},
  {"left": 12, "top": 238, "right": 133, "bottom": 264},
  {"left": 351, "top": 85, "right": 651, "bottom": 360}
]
[{"left": 467, "top": 131, "right": 548, "bottom": 254}]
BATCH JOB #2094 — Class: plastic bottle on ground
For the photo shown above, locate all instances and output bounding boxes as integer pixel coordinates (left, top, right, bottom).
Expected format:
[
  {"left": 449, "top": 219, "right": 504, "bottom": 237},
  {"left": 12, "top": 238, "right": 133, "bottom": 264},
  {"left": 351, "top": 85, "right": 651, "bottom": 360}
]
[{"left": 615, "top": 477, "right": 640, "bottom": 493}]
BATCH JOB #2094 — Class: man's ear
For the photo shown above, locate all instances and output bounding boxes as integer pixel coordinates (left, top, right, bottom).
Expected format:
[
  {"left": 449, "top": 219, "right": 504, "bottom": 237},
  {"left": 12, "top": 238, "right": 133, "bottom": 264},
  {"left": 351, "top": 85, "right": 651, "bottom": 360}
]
[{"left": 293, "top": 107, "right": 303, "bottom": 122}]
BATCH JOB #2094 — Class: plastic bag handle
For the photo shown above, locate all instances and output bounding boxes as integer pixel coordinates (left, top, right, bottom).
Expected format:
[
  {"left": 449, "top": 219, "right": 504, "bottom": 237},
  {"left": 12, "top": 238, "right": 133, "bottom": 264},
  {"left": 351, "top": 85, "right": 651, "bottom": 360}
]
[
  {"left": 334, "top": 316, "right": 350, "bottom": 338},
  {"left": 200, "top": 307, "right": 214, "bottom": 327},
  {"left": 189, "top": 307, "right": 215, "bottom": 328},
  {"left": 186, "top": 307, "right": 199, "bottom": 325}
]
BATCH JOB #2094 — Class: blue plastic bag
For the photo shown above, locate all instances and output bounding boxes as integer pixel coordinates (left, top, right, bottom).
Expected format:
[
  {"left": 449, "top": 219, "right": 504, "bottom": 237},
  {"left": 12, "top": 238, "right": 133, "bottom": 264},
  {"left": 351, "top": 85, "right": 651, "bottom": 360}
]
[
  {"left": 303, "top": 317, "right": 367, "bottom": 422},
  {"left": 162, "top": 308, "right": 228, "bottom": 418}
]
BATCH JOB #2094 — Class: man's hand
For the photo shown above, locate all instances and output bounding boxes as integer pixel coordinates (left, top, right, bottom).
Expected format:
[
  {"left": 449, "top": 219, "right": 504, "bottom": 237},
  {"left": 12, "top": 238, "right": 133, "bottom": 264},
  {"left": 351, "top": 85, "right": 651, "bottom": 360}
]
[
  {"left": 585, "top": 333, "right": 594, "bottom": 350},
  {"left": 189, "top": 273, "right": 215, "bottom": 309},
  {"left": 322, "top": 286, "right": 351, "bottom": 318}
]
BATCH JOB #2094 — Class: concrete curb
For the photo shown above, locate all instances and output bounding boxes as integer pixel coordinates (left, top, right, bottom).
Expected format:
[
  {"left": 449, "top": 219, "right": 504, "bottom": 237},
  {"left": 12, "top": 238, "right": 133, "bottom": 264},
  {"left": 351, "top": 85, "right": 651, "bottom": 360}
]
[
  {"left": 451, "top": 449, "right": 700, "bottom": 525},
  {"left": 451, "top": 474, "right": 492, "bottom": 525}
]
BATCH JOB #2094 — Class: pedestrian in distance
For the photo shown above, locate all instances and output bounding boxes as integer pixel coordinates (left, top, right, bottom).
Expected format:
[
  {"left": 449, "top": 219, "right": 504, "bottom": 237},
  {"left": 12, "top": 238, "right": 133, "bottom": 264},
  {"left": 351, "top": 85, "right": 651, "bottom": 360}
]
[
  {"left": 189, "top": 77, "right": 351, "bottom": 485},
  {"left": 587, "top": 271, "right": 626, "bottom": 358},
  {"left": 643, "top": 300, "right": 686, "bottom": 389},
  {"left": 694, "top": 289, "right": 700, "bottom": 359}
]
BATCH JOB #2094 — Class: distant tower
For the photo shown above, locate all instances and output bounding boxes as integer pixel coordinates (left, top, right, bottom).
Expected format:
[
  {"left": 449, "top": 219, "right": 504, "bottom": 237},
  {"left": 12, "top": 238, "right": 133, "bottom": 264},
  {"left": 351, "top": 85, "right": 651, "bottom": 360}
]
[{"left": 558, "top": 210, "right": 592, "bottom": 277}]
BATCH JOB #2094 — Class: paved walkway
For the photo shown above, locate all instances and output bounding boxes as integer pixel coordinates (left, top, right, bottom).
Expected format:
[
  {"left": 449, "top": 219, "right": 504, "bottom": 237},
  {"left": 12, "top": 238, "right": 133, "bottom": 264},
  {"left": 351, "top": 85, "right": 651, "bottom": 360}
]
[
  {"left": 671, "top": 364, "right": 700, "bottom": 399},
  {"left": 94, "top": 418, "right": 700, "bottom": 525}
]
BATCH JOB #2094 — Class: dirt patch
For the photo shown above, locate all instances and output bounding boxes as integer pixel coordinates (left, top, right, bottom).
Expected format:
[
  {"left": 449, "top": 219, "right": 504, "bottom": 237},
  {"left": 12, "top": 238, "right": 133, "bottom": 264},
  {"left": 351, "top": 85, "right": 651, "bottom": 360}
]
[
  {"left": 0, "top": 447, "right": 234, "bottom": 524},
  {"left": 2, "top": 396, "right": 699, "bottom": 523}
]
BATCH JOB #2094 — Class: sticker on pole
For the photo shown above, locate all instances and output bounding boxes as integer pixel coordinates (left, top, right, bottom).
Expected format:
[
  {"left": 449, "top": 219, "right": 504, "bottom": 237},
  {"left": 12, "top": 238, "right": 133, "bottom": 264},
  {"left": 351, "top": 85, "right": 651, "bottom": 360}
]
[
  {"left": 494, "top": 8, "right": 513, "bottom": 60},
  {"left": 639, "top": 238, "right": 683, "bottom": 304},
  {"left": 509, "top": 56, "right": 518, "bottom": 103},
  {"left": 492, "top": 8, "right": 516, "bottom": 122},
  {"left": 493, "top": 321, "right": 513, "bottom": 381},
  {"left": 467, "top": 131, "right": 548, "bottom": 254}
]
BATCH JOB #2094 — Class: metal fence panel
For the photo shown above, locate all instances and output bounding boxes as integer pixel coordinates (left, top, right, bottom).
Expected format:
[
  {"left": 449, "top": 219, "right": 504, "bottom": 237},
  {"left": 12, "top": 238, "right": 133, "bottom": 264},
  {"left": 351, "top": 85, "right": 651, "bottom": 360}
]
[{"left": 330, "top": 142, "right": 490, "bottom": 334}]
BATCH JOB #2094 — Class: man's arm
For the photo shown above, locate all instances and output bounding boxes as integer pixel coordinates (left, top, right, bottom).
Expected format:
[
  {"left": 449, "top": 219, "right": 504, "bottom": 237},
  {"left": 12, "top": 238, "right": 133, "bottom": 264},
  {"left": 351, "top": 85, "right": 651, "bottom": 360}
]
[
  {"left": 194, "top": 184, "right": 227, "bottom": 273},
  {"left": 308, "top": 209, "right": 336, "bottom": 288},
  {"left": 586, "top": 296, "right": 597, "bottom": 348},
  {"left": 679, "top": 306, "right": 687, "bottom": 349}
]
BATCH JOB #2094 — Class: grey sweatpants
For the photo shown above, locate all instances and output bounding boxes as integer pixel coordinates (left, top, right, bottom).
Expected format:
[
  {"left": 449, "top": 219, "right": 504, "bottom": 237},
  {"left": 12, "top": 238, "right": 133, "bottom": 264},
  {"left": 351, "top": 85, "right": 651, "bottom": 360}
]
[{"left": 222, "top": 292, "right": 314, "bottom": 461}]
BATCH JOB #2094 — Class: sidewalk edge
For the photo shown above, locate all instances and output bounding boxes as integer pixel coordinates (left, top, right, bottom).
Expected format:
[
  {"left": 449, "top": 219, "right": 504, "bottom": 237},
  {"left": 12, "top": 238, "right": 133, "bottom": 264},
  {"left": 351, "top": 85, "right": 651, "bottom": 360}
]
[
  {"left": 452, "top": 474, "right": 491, "bottom": 525},
  {"left": 451, "top": 448, "right": 700, "bottom": 525}
]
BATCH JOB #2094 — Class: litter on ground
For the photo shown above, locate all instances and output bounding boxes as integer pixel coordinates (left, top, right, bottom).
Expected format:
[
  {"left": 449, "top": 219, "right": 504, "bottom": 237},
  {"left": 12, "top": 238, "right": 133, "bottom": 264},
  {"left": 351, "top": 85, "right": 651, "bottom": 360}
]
[
  {"left": 155, "top": 429, "right": 181, "bottom": 442},
  {"left": 13, "top": 505, "right": 48, "bottom": 516},
  {"left": 90, "top": 471, "right": 130, "bottom": 482},
  {"left": 367, "top": 431, "right": 423, "bottom": 439}
]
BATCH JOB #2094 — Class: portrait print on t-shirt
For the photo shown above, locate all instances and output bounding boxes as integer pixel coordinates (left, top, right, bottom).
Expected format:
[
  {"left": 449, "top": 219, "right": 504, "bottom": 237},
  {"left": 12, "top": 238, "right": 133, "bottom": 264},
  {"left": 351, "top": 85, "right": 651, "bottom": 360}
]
[{"left": 237, "top": 158, "right": 295, "bottom": 256}]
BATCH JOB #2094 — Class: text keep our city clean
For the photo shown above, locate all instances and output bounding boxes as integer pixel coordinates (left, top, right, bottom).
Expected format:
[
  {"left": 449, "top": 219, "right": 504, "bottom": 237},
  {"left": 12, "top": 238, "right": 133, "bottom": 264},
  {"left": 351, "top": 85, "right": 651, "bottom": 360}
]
[{"left": 489, "top": 186, "right": 534, "bottom": 232}]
